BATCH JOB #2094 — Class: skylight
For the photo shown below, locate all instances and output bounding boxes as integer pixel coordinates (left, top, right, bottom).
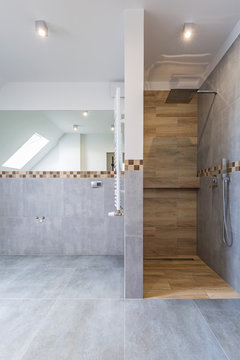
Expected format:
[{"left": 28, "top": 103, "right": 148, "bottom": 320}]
[{"left": 2, "top": 133, "right": 49, "bottom": 169}]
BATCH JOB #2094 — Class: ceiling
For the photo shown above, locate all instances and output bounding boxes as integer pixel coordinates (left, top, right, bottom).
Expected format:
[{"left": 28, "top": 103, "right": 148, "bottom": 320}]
[
  {"left": 0, "top": 0, "right": 239, "bottom": 85},
  {"left": 43, "top": 110, "right": 114, "bottom": 134}
]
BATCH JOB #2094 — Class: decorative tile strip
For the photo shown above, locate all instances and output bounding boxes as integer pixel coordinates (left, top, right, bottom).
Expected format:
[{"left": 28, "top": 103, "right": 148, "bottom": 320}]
[
  {"left": 125, "top": 159, "right": 143, "bottom": 171},
  {"left": 197, "top": 161, "right": 240, "bottom": 177},
  {"left": 0, "top": 171, "right": 125, "bottom": 179}
]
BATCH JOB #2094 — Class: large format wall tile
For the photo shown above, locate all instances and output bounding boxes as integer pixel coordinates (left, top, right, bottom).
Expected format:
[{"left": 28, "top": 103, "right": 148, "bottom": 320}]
[
  {"left": 0, "top": 179, "right": 23, "bottom": 217},
  {"left": 0, "top": 178, "right": 124, "bottom": 255},
  {"left": 23, "top": 179, "right": 64, "bottom": 217},
  {"left": 198, "top": 35, "right": 240, "bottom": 293},
  {"left": 124, "top": 170, "right": 143, "bottom": 298}
]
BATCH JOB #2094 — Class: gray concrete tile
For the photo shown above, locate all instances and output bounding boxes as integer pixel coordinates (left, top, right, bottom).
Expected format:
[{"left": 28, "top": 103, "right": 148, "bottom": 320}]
[
  {"left": 75, "top": 255, "right": 124, "bottom": 270},
  {"left": 0, "top": 299, "right": 54, "bottom": 360},
  {"left": 124, "top": 171, "right": 143, "bottom": 237},
  {"left": 21, "top": 299, "right": 124, "bottom": 360},
  {"left": 0, "top": 178, "right": 124, "bottom": 256},
  {"left": 60, "top": 217, "right": 105, "bottom": 255},
  {"left": 0, "top": 255, "right": 31, "bottom": 268},
  {"left": 125, "top": 300, "right": 229, "bottom": 360},
  {"left": 0, "top": 179, "right": 23, "bottom": 217},
  {"left": 0, "top": 267, "right": 74, "bottom": 299},
  {"left": 0, "top": 267, "right": 24, "bottom": 289},
  {"left": 103, "top": 216, "right": 124, "bottom": 255},
  {"left": 195, "top": 299, "right": 240, "bottom": 360},
  {"left": 0, "top": 217, "right": 26, "bottom": 255},
  {"left": 124, "top": 236, "right": 143, "bottom": 299},
  {"left": 23, "top": 178, "right": 64, "bottom": 217},
  {"left": 63, "top": 178, "right": 104, "bottom": 218},
  {"left": 60, "top": 268, "right": 124, "bottom": 299},
  {"left": 22, "top": 217, "right": 63, "bottom": 255}
]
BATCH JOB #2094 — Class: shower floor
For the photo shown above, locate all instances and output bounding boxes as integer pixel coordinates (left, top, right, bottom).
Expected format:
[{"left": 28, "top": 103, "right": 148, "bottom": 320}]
[
  {"left": 144, "top": 256, "right": 240, "bottom": 299},
  {"left": 0, "top": 255, "right": 240, "bottom": 359}
]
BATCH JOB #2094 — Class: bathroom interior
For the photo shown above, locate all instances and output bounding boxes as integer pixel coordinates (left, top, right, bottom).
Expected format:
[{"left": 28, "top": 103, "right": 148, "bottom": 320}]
[
  {"left": 1, "top": 41, "right": 240, "bottom": 300},
  {"left": 0, "top": 2, "right": 240, "bottom": 358}
]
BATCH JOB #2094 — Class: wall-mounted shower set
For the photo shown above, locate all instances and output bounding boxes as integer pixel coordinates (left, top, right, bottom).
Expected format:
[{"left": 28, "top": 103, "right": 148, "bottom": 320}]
[{"left": 198, "top": 90, "right": 233, "bottom": 247}]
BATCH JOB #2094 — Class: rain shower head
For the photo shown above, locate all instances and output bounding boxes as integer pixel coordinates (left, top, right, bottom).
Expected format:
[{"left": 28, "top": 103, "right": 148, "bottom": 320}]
[
  {"left": 165, "top": 88, "right": 218, "bottom": 104},
  {"left": 165, "top": 89, "right": 197, "bottom": 104}
]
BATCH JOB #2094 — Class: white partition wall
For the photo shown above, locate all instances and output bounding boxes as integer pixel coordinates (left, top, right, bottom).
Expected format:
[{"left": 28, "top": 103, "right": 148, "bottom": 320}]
[{"left": 124, "top": 9, "right": 144, "bottom": 298}]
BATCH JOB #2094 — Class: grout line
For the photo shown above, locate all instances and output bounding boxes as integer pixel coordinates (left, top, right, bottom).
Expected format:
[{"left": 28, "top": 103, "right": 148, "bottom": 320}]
[{"left": 193, "top": 300, "right": 232, "bottom": 360}]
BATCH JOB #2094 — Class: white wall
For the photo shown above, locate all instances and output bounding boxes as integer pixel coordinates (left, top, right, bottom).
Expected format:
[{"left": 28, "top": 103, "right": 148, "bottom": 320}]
[
  {"left": 33, "top": 134, "right": 81, "bottom": 171},
  {"left": 0, "top": 82, "right": 122, "bottom": 110},
  {"left": 124, "top": 9, "right": 144, "bottom": 160},
  {"left": 81, "top": 133, "right": 114, "bottom": 171}
]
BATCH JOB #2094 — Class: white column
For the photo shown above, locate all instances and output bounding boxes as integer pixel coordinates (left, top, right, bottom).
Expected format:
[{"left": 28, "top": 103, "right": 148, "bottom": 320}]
[
  {"left": 124, "top": 9, "right": 144, "bottom": 299},
  {"left": 124, "top": 9, "right": 144, "bottom": 160}
]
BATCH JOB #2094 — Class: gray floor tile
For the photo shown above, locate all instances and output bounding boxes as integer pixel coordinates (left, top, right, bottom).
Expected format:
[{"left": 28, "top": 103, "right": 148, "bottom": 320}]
[
  {"left": 0, "top": 299, "right": 54, "bottom": 360},
  {"left": 0, "top": 268, "right": 25, "bottom": 289},
  {"left": 21, "top": 299, "right": 124, "bottom": 360},
  {"left": 195, "top": 299, "right": 240, "bottom": 360},
  {"left": 60, "top": 268, "right": 124, "bottom": 299},
  {"left": 124, "top": 300, "right": 229, "bottom": 360},
  {"left": 0, "top": 255, "right": 123, "bottom": 270},
  {"left": 0, "top": 255, "right": 30, "bottom": 268},
  {"left": 75, "top": 255, "right": 124, "bottom": 270},
  {"left": 0, "top": 267, "right": 74, "bottom": 299}
]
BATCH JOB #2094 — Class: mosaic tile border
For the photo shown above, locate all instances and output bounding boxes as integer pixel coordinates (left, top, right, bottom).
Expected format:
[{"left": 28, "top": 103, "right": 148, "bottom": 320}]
[
  {"left": 125, "top": 159, "right": 143, "bottom": 171},
  {"left": 198, "top": 160, "right": 240, "bottom": 177},
  {"left": 0, "top": 171, "right": 125, "bottom": 179}
]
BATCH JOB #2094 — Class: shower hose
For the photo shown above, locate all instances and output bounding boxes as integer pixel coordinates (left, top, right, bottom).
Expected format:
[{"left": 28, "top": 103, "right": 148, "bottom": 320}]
[{"left": 222, "top": 177, "right": 233, "bottom": 247}]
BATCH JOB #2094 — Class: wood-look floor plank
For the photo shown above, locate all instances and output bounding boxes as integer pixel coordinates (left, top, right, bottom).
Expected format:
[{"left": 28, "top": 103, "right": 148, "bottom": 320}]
[{"left": 144, "top": 256, "right": 240, "bottom": 299}]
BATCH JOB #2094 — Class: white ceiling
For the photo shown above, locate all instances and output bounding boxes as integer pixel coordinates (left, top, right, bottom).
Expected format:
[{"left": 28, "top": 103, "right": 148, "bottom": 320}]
[
  {"left": 43, "top": 110, "right": 114, "bottom": 134},
  {"left": 0, "top": 0, "right": 239, "bottom": 85}
]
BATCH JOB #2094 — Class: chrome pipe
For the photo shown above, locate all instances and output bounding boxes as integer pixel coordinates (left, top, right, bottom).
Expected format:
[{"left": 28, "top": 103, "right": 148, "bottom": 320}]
[{"left": 197, "top": 90, "right": 218, "bottom": 94}]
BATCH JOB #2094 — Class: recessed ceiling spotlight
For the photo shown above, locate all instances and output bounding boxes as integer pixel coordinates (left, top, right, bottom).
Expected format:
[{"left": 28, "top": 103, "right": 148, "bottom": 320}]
[
  {"left": 73, "top": 125, "right": 79, "bottom": 132},
  {"left": 183, "top": 23, "right": 194, "bottom": 40},
  {"left": 110, "top": 124, "right": 115, "bottom": 132},
  {"left": 83, "top": 111, "right": 88, "bottom": 117},
  {"left": 35, "top": 20, "right": 48, "bottom": 38}
]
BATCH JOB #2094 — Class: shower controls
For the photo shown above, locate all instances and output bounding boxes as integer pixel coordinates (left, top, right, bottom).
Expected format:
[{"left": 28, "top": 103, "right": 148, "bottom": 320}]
[
  {"left": 221, "top": 158, "right": 233, "bottom": 247},
  {"left": 36, "top": 216, "right": 46, "bottom": 223},
  {"left": 208, "top": 175, "right": 218, "bottom": 188},
  {"left": 91, "top": 181, "right": 102, "bottom": 188}
]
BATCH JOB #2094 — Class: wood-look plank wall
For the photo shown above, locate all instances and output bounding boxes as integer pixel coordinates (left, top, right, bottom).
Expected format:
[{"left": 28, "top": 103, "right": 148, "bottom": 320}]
[{"left": 144, "top": 91, "right": 199, "bottom": 257}]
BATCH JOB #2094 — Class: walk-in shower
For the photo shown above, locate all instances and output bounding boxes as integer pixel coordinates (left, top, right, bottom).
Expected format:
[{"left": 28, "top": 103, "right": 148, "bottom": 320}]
[{"left": 198, "top": 90, "right": 233, "bottom": 247}]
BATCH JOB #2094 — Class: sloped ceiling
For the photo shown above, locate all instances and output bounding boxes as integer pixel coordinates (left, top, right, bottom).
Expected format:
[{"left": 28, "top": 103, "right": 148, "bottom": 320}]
[{"left": 0, "top": 110, "right": 114, "bottom": 171}]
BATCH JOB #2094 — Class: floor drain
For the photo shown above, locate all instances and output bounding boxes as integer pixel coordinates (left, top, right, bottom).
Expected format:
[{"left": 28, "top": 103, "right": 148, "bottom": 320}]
[{"left": 144, "top": 258, "right": 195, "bottom": 261}]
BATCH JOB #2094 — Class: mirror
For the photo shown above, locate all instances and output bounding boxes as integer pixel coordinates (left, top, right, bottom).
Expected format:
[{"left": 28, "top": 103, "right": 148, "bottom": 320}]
[{"left": 0, "top": 110, "right": 124, "bottom": 171}]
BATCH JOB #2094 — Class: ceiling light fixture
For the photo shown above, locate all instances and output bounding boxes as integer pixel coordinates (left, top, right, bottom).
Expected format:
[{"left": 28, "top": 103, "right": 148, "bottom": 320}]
[
  {"left": 110, "top": 124, "right": 115, "bottom": 132},
  {"left": 35, "top": 20, "right": 48, "bottom": 38},
  {"left": 83, "top": 111, "right": 88, "bottom": 117},
  {"left": 73, "top": 125, "right": 79, "bottom": 132},
  {"left": 183, "top": 23, "right": 194, "bottom": 40}
]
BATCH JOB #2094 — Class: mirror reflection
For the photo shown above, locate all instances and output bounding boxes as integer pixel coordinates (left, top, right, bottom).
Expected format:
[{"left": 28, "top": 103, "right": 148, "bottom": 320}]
[{"left": 0, "top": 110, "right": 124, "bottom": 171}]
